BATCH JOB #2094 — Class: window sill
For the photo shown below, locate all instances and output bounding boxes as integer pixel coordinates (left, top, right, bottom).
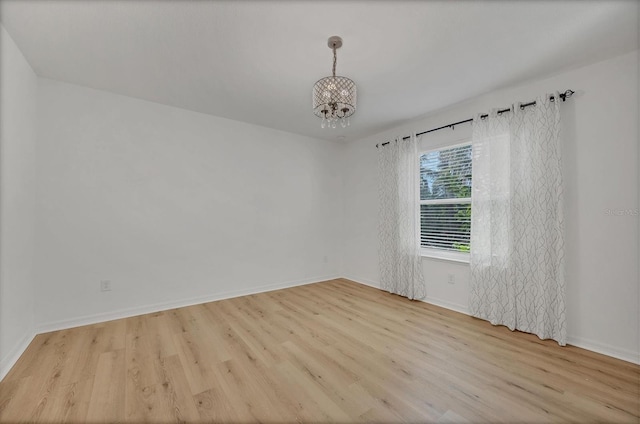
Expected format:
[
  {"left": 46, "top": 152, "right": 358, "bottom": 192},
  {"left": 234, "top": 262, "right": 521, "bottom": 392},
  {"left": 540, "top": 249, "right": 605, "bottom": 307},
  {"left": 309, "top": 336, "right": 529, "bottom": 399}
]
[{"left": 420, "top": 248, "right": 470, "bottom": 264}]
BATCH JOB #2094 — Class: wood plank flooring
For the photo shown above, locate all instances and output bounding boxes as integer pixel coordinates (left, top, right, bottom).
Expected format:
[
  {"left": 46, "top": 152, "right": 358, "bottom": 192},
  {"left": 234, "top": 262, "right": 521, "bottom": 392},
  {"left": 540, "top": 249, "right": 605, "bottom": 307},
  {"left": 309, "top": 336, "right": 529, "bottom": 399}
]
[{"left": 1, "top": 278, "right": 638, "bottom": 423}]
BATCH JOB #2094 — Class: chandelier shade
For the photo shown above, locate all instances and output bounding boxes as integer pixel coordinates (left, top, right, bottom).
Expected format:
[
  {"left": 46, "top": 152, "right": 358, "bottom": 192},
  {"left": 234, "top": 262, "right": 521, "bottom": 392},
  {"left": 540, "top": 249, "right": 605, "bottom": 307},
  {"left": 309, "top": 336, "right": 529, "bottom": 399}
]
[
  {"left": 313, "top": 76, "right": 357, "bottom": 119},
  {"left": 312, "top": 36, "right": 357, "bottom": 128}
]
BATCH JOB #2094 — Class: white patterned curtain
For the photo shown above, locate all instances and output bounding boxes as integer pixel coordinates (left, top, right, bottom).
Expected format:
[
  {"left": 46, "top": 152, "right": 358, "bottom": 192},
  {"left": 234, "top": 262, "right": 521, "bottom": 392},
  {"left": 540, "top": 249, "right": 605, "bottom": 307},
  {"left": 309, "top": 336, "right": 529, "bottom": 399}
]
[
  {"left": 469, "top": 93, "right": 566, "bottom": 345},
  {"left": 378, "top": 135, "right": 426, "bottom": 300}
]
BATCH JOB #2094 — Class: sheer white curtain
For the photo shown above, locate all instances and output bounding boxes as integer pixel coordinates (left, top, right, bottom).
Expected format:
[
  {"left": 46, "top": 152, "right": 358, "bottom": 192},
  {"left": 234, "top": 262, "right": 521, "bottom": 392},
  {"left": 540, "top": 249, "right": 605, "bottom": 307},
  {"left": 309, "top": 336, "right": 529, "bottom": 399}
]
[
  {"left": 378, "top": 135, "right": 426, "bottom": 300},
  {"left": 469, "top": 93, "right": 566, "bottom": 345}
]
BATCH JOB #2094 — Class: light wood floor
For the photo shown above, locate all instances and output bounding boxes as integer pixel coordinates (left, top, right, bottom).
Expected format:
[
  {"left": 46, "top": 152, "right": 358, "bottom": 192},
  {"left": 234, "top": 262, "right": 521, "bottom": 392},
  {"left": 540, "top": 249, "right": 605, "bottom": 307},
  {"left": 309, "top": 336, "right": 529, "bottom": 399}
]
[{"left": 1, "top": 279, "right": 638, "bottom": 423}]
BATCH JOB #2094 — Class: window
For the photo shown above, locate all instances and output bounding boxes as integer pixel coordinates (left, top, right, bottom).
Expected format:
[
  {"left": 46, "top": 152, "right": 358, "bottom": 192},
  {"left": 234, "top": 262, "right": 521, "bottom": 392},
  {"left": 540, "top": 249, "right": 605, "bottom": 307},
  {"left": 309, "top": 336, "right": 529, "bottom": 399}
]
[{"left": 419, "top": 142, "right": 472, "bottom": 259}]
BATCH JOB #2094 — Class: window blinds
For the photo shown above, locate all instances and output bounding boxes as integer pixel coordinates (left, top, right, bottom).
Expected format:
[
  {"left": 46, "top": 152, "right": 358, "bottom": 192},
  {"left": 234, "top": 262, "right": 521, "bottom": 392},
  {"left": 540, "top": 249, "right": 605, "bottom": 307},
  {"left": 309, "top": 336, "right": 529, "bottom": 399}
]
[{"left": 419, "top": 143, "right": 472, "bottom": 252}]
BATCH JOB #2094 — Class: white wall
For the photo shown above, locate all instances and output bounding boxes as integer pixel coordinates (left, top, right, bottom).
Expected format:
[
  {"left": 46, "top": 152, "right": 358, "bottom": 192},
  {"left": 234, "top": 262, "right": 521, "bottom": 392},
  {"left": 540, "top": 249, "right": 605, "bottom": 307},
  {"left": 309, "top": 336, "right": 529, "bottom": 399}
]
[
  {"left": 343, "top": 50, "right": 640, "bottom": 364},
  {"left": 0, "top": 25, "right": 38, "bottom": 377},
  {"left": 35, "top": 79, "right": 344, "bottom": 329}
]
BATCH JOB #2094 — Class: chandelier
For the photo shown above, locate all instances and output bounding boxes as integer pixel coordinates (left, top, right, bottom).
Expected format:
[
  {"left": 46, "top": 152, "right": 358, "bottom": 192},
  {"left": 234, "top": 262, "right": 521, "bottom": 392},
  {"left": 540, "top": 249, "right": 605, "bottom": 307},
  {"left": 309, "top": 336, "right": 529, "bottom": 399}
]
[{"left": 312, "top": 36, "right": 357, "bottom": 128}]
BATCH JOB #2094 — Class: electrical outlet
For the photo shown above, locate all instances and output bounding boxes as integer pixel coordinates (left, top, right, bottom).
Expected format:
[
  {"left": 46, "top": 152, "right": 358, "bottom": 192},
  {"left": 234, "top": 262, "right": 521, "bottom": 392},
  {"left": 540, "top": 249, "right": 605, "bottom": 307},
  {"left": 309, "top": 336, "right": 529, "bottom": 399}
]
[
  {"left": 447, "top": 274, "right": 455, "bottom": 285},
  {"left": 100, "top": 280, "right": 112, "bottom": 292}
]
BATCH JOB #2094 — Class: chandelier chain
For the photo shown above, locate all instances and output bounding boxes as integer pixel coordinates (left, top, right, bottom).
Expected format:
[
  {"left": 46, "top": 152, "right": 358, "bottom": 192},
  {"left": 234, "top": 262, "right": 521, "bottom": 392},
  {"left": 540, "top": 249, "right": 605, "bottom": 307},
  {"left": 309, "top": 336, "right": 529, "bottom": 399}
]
[{"left": 332, "top": 45, "right": 337, "bottom": 78}]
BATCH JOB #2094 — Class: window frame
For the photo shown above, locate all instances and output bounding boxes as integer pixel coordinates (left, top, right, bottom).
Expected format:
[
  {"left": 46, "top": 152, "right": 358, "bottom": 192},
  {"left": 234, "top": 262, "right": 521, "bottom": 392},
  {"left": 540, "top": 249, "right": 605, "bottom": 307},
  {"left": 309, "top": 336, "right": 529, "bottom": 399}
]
[{"left": 418, "top": 140, "right": 472, "bottom": 263}]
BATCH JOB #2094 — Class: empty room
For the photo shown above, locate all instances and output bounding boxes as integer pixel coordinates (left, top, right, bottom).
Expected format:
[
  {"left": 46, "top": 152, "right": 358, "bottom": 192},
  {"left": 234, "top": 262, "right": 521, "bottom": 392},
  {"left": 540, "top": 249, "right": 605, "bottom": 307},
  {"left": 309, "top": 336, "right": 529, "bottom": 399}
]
[{"left": 0, "top": 1, "right": 638, "bottom": 423}]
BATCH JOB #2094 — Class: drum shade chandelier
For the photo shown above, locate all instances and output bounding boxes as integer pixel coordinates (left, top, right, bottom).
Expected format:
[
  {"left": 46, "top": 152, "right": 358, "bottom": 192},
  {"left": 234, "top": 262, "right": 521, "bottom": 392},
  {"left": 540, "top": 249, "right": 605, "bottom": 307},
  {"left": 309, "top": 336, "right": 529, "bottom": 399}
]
[{"left": 312, "top": 36, "right": 357, "bottom": 128}]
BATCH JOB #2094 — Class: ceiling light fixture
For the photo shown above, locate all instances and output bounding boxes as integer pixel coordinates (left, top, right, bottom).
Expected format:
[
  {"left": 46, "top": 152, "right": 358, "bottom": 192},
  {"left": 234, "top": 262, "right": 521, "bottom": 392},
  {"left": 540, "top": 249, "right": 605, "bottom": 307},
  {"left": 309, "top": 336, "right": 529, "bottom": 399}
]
[{"left": 312, "top": 36, "right": 357, "bottom": 128}]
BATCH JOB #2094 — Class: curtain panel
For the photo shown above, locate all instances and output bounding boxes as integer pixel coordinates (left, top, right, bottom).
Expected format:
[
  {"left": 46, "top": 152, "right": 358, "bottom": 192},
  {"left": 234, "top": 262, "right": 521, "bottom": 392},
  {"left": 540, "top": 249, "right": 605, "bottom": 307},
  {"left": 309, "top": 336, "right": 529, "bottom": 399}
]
[
  {"left": 469, "top": 93, "right": 566, "bottom": 345},
  {"left": 378, "top": 136, "right": 426, "bottom": 300}
]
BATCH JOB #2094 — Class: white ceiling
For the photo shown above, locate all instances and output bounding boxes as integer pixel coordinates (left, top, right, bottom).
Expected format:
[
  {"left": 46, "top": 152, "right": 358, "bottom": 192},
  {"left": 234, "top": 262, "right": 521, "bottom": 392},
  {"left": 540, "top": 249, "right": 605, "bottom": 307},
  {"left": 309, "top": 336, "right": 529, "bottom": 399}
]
[{"left": 1, "top": 1, "right": 638, "bottom": 142}]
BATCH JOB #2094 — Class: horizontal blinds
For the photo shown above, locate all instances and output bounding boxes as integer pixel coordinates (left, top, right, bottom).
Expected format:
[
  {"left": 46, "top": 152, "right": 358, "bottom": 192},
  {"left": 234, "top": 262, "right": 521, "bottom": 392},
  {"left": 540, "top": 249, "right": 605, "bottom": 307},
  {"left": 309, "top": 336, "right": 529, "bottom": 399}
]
[
  {"left": 419, "top": 143, "right": 472, "bottom": 252},
  {"left": 420, "top": 203, "right": 471, "bottom": 251}
]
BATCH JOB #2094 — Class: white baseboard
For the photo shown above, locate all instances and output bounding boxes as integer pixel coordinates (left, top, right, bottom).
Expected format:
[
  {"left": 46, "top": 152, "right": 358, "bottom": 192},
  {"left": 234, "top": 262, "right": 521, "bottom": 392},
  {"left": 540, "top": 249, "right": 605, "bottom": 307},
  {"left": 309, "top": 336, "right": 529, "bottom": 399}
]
[
  {"left": 0, "top": 330, "right": 36, "bottom": 382},
  {"left": 36, "top": 274, "right": 339, "bottom": 334},
  {"left": 422, "top": 296, "right": 469, "bottom": 315},
  {"left": 342, "top": 276, "right": 639, "bottom": 364},
  {"left": 343, "top": 276, "right": 469, "bottom": 314},
  {"left": 567, "top": 335, "right": 640, "bottom": 365},
  {"left": 13, "top": 274, "right": 638, "bottom": 380},
  {"left": 342, "top": 274, "right": 380, "bottom": 289}
]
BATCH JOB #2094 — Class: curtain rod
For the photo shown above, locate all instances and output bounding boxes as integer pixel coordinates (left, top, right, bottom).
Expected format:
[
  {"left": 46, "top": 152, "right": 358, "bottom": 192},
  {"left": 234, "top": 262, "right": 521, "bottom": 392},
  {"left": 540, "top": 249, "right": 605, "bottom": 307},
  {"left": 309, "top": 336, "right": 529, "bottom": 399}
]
[{"left": 376, "top": 89, "right": 574, "bottom": 148}]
